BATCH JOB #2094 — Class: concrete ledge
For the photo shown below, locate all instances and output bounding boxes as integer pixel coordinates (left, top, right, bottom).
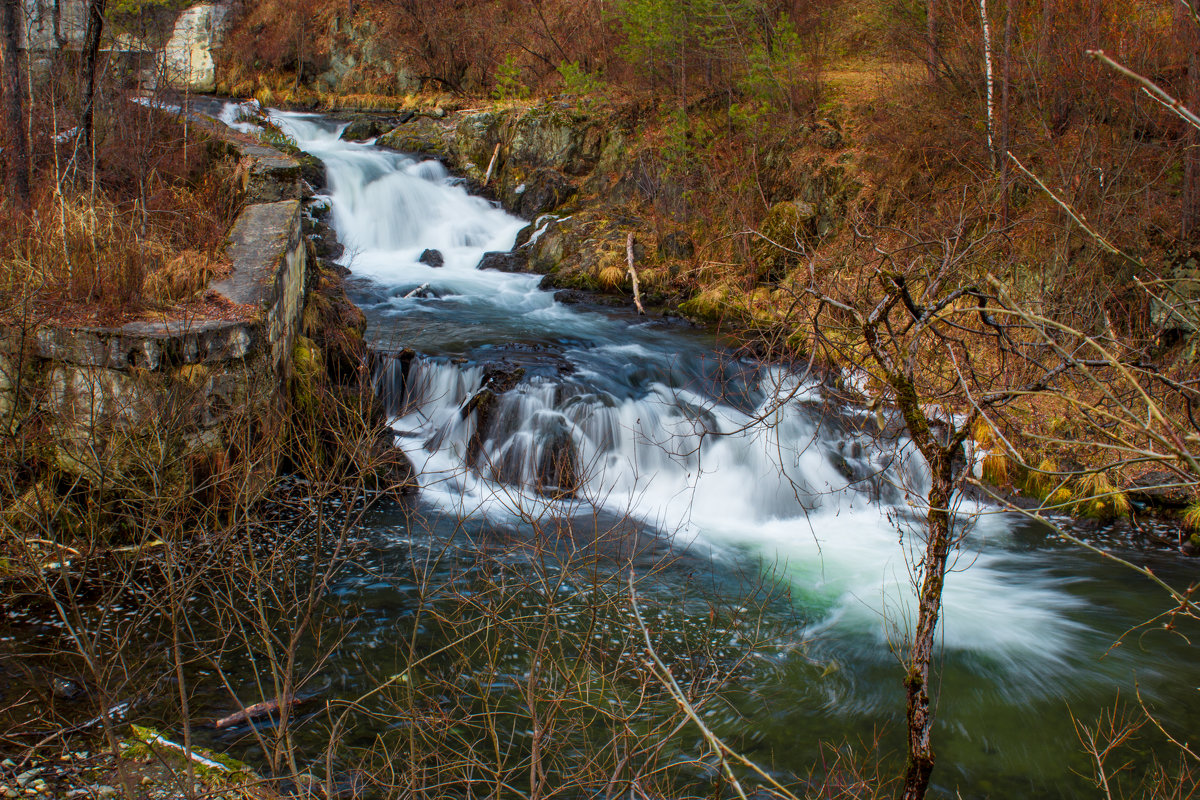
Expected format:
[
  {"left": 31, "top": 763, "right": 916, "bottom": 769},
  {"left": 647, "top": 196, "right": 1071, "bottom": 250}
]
[{"left": 0, "top": 115, "right": 310, "bottom": 477}]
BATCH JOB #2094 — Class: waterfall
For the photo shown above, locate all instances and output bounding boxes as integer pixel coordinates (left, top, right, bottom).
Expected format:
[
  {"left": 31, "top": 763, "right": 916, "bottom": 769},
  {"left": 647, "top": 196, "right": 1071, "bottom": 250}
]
[{"left": 267, "top": 107, "right": 1085, "bottom": 670}]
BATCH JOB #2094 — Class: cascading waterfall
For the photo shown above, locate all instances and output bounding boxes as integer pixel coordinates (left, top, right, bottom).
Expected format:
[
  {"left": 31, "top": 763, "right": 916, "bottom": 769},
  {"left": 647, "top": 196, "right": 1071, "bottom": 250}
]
[{"left": 268, "top": 106, "right": 1085, "bottom": 676}]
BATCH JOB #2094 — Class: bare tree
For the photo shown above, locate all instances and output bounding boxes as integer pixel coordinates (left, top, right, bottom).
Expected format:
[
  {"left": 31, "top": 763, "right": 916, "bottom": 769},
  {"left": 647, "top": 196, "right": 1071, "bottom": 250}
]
[
  {"left": 1, "top": 0, "right": 29, "bottom": 207},
  {"left": 79, "top": 0, "right": 107, "bottom": 155}
]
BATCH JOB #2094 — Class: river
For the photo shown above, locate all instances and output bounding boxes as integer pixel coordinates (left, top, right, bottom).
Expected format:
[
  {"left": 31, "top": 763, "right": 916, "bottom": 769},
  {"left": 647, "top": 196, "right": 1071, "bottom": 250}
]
[{"left": 219, "top": 107, "right": 1198, "bottom": 798}]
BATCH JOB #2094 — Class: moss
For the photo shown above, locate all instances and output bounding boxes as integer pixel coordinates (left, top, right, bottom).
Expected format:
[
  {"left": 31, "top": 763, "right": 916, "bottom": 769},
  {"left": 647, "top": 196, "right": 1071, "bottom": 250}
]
[
  {"left": 1072, "top": 471, "right": 1131, "bottom": 520},
  {"left": 750, "top": 200, "right": 819, "bottom": 283},
  {"left": 126, "top": 726, "right": 257, "bottom": 786},
  {"left": 1182, "top": 501, "right": 1200, "bottom": 531},
  {"left": 678, "top": 285, "right": 732, "bottom": 321},
  {"left": 175, "top": 364, "right": 211, "bottom": 388},
  {"left": 290, "top": 336, "right": 326, "bottom": 422}
]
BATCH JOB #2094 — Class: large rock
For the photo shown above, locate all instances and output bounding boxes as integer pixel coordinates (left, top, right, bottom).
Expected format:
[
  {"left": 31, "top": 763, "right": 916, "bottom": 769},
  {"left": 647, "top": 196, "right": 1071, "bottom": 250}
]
[
  {"left": 340, "top": 117, "right": 403, "bottom": 142},
  {"left": 750, "top": 200, "right": 819, "bottom": 283},
  {"left": 23, "top": 0, "right": 85, "bottom": 51},
  {"left": 376, "top": 118, "right": 451, "bottom": 160},
  {"left": 511, "top": 168, "right": 577, "bottom": 218},
  {"left": 160, "top": 3, "right": 230, "bottom": 93},
  {"left": 1152, "top": 253, "right": 1200, "bottom": 338},
  {"left": 317, "top": 17, "right": 421, "bottom": 94},
  {"left": 478, "top": 250, "right": 528, "bottom": 273}
]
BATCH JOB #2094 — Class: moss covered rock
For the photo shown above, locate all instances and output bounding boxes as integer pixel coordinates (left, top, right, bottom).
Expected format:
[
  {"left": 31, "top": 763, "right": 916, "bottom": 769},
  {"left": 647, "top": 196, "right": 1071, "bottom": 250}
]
[{"left": 751, "top": 200, "right": 819, "bottom": 283}]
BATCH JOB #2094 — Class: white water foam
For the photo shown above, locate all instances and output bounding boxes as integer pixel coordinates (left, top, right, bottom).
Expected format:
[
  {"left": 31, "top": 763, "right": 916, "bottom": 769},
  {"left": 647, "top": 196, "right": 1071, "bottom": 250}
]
[{"left": 268, "top": 106, "right": 1087, "bottom": 670}]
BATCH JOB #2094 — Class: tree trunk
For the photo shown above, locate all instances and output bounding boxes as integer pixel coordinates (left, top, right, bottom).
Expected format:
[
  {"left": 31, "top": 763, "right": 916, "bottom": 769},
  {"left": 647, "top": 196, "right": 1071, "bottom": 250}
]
[
  {"left": 980, "top": 0, "right": 995, "bottom": 168},
  {"left": 926, "top": 0, "right": 938, "bottom": 82},
  {"left": 1183, "top": 10, "right": 1200, "bottom": 240},
  {"left": 80, "top": 0, "right": 107, "bottom": 154},
  {"left": 1000, "top": 0, "right": 1012, "bottom": 224},
  {"left": 901, "top": 451, "right": 955, "bottom": 800},
  {"left": 1, "top": 0, "right": 29, "bottom": 207}
]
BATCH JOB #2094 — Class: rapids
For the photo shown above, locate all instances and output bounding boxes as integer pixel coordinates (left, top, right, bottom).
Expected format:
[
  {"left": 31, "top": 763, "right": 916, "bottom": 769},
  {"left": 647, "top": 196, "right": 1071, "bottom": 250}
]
[{"left": 257, "top": 106, "right": 1199, "bottom": 797}]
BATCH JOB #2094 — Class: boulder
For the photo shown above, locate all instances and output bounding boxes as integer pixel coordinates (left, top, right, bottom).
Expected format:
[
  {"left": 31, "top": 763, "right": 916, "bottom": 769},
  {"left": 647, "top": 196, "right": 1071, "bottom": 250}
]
[
  {"left": 340, "top": 118, "right": 395, "bottom": 142},
  {"left": 750, "top": 200, "right": 819, "bottom": 283},
  {"left": 418, "top": 249, "right": 444, "bottom": 267},
  {"left": 159, "top": 4, "right": 230, "bottom": 93},
  {"left": 377, "top": 118, "right": 451, "bottom": 160},
  {"left": 512, "top": 168, "right": 577, "bottom": 218},
  {"left": 478, "top": 250, "right": 528, "bottom": 273}
]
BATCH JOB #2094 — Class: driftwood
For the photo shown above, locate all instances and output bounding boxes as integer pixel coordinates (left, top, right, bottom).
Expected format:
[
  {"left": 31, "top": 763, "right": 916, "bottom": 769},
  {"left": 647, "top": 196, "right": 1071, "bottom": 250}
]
[
  {"left": 215, "top": 694, "right": 302, "bottom": 729},
  {"left": 626, "top": 233, "right": 645, "bottom": 315},
  {"left": 403, "top": 283, "right": 430, "bottom": 299},
  {"left": 483, "top": 143, "right": 502, "bottom": 186}
]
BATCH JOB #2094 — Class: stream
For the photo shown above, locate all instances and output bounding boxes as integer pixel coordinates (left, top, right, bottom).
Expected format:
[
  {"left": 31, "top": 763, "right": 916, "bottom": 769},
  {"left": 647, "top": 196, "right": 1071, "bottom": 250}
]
[
  {"left": 4, "top": 105, "right": 1180, "bottom": 798},
  {"left": 258, "top": 109, "right": 1200, "bottom": 798}
]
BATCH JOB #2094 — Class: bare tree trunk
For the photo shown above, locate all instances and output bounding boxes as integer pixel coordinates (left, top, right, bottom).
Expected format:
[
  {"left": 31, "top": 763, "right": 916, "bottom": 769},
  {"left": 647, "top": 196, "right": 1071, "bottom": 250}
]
[
  {"left": 926, "top": 0, "right": 938, "bottom": 82},
  {"left": 1, "top": 0, "right": 29, "bottom": 207},
  {"left": 80, "top": 0, "right": 107, "bottom": 154},
  {"left": 53, "top": 0, "right": 68, "bottom": 48},
  {"left": 902, "top": 451, "right": 954, "bottom": 800},
  {"left": 1183, "top": 9, "right": 1200, "bottom": 239},
  {"left": 1000, "top": 0, "right": 1012, "bottom": 225},
  {"left": 980, "top": 0, "right": 996, "bottom": 168}
]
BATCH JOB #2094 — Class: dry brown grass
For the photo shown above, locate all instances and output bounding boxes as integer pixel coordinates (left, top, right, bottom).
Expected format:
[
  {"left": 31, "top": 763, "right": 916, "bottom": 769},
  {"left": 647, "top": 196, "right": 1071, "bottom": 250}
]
[{"left": 0, "top": 97, "right": 240, "bottom": 325}]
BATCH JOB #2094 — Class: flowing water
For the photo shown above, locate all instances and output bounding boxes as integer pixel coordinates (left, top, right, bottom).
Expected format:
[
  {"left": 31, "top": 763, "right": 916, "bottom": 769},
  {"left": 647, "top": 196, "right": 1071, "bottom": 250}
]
[{"left": 232, "top": 108, "right": 1198, "bottom": 796}]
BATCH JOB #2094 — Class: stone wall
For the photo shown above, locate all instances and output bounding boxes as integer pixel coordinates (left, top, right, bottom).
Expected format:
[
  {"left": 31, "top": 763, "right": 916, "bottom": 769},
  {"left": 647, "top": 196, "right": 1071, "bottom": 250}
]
[{"left": 0, "top": 119, "right": 308, "bottom": 482}]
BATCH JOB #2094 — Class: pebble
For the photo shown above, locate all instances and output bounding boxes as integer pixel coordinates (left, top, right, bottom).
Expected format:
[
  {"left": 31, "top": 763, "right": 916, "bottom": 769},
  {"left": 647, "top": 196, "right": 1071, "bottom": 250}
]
[
  {"left": 0, "top": 760, "right": 13, "bottom": 769},
  {"left": 13, "top": 772, "right": 39, "bottom": 788},
  {"left": 1, "top": 786, "right": 16, "bottom": 799},
  {"left": 95, "top": 787, "right": 119, "bottom": 799}
]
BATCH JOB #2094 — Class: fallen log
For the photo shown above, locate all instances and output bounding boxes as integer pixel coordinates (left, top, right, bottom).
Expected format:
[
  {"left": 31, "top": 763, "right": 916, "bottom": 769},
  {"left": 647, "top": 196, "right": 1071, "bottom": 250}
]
[{"left": 214, "top": 694, "right": 304, "bottom": 729}]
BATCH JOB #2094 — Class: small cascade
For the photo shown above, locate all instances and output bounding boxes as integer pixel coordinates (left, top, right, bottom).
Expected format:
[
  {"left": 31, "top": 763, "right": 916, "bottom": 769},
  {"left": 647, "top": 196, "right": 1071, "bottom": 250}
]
[{"left": 267, "top": 106, "right": 1087, "bottom": 665}]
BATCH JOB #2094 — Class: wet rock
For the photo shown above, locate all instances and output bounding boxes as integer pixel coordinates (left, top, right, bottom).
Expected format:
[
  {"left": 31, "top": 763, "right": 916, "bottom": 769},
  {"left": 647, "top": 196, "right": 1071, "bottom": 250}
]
[
  {"left": 296, "top": 151, "right": 326, "bottom": 193},
  {"left": 535, "top": 417, "right": 579, "bottom": 499},
  {"left": 477, "top": 250, "right": 528, "bottom": 273},
  {"left": 51, "top": 677, "right": 84, "bottom": 700},
  {"left": 462, "top": 363, "right": 526, "bottom": 468},
  {"left": 551, "top": 289, "right": 626, "bottom": 307},
  {"left": 364, "top": 429, "right": 418, "bottom": 499},
  {"left": 418, "top": 249, "right": 444, "bottom": 267},
  {"left": 1127, "top": 469, "right": 1191, "bottom": 507},
  {"left": 340, "top": 117, "right": 395, "bottom": 141},
  {"left": 512, "top": 168, "right": 577, "bottom": 218},
  {"left": 377, "top": 118, "right": 450, "bottom": 160}
]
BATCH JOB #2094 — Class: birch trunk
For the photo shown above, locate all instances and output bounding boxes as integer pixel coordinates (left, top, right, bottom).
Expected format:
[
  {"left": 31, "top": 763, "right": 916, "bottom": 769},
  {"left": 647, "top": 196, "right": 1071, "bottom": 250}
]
[{"left": 981, "top": 0, "right": 995, "bottom": 168}]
